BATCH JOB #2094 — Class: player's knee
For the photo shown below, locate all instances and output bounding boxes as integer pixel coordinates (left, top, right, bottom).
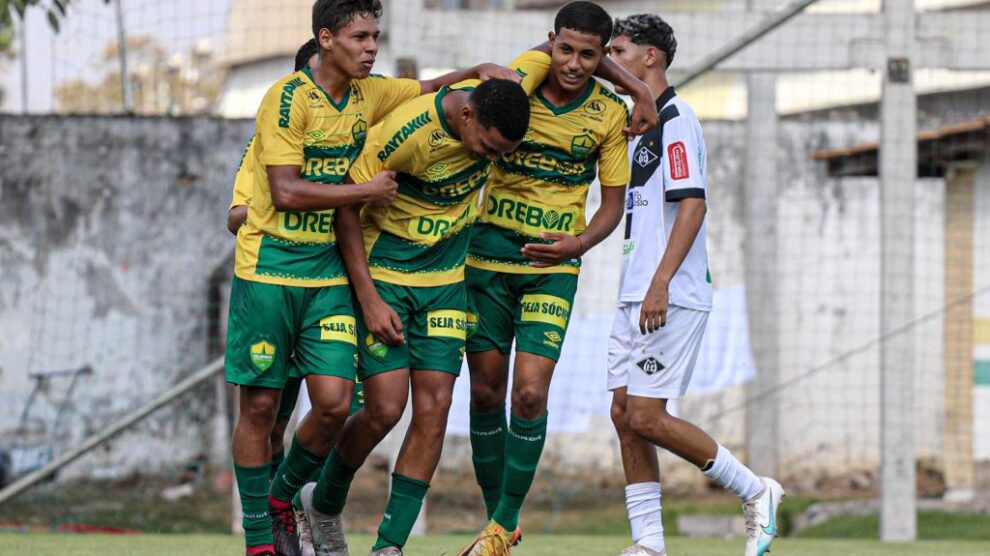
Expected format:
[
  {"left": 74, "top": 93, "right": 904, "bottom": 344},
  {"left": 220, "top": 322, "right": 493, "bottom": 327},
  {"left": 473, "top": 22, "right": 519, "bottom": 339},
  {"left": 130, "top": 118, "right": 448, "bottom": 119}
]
[
  {"left": 610, "top": 401, "right": 630, "bottom": 432},
  {"left": 368, "top": 399, "right": 406, "bottom": 431},
  {"left": 418, "top": 388, "right": 454, "bottom": 418},
  {"left": 629, "top": 408, "right": 673, "bottom": 444},
  {"left": 470, "top": 382, "right": 504, "bottom": 413},
  {"left": 312, "top": 398, "right": 351, "bottom": 427},
  {"left": 270, "top": 418, "right": 290, "bottom": 447},
  {"left": 241, "top": 395, "right": 279, "bottom": 428},
  {"left": 511, "top": 385, "right": 548, "bottom": 420}
]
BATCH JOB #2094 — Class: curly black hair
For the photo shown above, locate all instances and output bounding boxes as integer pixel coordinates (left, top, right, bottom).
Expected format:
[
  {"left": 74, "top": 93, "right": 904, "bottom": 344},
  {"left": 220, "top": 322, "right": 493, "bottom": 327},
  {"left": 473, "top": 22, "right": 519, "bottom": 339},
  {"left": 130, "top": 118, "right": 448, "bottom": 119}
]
[
  {"left": 312, "top": 0, "right": 383, "bottom": 38},
  {"left": 294, "top": 38, "right": 319, "bottom": 71},
  {"left": 554, "top": 1, "right": 613, "bottom": 47},
  {"left": 612, "top": 14, "right": 677, "bottom": 68},
  {"left": 469, "top": 79, "right": 531, "bottom": 142}
]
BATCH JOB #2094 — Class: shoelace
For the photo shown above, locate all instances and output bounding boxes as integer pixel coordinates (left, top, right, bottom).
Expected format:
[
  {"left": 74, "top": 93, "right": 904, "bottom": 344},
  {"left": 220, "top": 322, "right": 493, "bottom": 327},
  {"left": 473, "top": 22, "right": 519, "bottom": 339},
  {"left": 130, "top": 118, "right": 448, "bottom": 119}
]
[
  {"left": 295, "top": 510, "right": 313, "bottom": 545},
  {"left": 479, "top": 529, "right": 512, "bottom": 556},
  {"left": 315, "top": 514, "right": 347, "bottom": 548},
  {"left": 742, "top": 498, "right": 759, "bottom": 540}
]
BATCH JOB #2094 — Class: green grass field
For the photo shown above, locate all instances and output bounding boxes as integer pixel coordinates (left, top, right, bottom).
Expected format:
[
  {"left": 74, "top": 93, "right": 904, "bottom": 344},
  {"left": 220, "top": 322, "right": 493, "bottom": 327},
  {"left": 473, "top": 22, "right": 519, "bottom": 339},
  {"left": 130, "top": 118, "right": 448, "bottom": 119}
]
[{"left": 4, "top": 533, "right": 990, "bottom": 556}]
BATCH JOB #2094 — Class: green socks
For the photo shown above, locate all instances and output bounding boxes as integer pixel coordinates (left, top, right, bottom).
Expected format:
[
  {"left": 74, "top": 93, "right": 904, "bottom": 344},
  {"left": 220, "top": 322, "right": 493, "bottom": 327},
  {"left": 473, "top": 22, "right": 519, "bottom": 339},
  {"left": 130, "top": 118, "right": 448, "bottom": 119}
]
[
  {"left": 270, "top": 436, "right": 326, "bottom": 503},
  {"left": 372, "top": 474, "right": 430, "bottom": 550},
  {"left": 312, "top": 449, "right": 360, "bottom": 515},
  {"left": 234, "top": 463, "right": 274, "bottom": 547},
  {"left": 470, "top": 405, "right": 507, "bottom": 519},
  {"left": 268, "top": 448, "right": 285, "bottom": 480},
  {"left": 492, "top": 412, "right": 548, "bottom": 532}
]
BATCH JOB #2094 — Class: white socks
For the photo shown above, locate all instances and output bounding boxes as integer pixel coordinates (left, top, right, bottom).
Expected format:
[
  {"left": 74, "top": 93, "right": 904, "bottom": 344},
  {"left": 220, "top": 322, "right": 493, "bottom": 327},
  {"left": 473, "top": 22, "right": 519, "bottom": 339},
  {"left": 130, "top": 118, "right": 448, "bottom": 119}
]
[
  {"left": 625, "top": 482, "right": 665, "bottom": 552},
  {"left": 701, "top": 444, "right": 764, "bottom": 501}
]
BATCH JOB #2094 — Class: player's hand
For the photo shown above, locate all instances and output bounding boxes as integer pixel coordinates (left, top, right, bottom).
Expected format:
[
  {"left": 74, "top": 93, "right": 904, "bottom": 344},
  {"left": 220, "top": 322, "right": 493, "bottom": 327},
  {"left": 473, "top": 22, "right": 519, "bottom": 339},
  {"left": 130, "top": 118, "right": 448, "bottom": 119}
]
[
  {"left": 364, "top": 298, "right": 405, "bottom": 345},
  {"left": 521, "top": 232, "right": 584, "bottom": 268},
  {"left": 639, "top": 278, "right": 669, "bottom": 334},
  {"left": 477, "top": 63, "right": 522, "bottom": 84},
  {"left": 363, "top": 171, "right": 399, "bottom": 207},
  {"left": 625, "top": 92, "right": 659, "bottom": 137}
]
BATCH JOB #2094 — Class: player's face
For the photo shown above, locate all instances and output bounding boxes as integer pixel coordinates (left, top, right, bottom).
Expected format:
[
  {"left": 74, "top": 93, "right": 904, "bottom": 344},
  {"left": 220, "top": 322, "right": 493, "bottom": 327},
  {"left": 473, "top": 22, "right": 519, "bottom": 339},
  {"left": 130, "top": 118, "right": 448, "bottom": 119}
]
[
  {"left": 548, "top": 28, "right": 604, "bottom": 93},
  {"left": 608, "top": 34, "right": 649, "bottom": 93},
  {"left": 321, "top": 14, "right": 380, "bottom": 79},
  {"left": 460, "top": 110, "right": 520, "bottom": 162}
]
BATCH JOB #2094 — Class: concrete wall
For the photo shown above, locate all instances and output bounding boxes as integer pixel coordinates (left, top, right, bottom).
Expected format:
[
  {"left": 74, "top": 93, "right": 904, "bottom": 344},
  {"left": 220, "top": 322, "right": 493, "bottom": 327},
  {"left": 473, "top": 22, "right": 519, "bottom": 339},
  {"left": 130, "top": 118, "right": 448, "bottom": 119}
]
[{"left": 0, "top": 115, "right": 252, "bottom": 478}]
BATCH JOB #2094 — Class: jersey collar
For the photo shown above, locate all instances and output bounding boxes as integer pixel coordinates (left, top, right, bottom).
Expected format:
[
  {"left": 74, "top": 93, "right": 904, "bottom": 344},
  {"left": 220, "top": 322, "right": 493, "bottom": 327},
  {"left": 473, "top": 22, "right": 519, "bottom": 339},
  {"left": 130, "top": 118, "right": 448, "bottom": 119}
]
[
  {"left": 656, "top": 86, "right": 677, "bottom": 110},
  {"left": 536, "top": 79, "right": 596, "bottom": 116},
  {"left": 302, "top": 67, "right": 351, "bottom": 112},
  {"left": 434, "top": 86, "right": 462, "bottom": 141}
]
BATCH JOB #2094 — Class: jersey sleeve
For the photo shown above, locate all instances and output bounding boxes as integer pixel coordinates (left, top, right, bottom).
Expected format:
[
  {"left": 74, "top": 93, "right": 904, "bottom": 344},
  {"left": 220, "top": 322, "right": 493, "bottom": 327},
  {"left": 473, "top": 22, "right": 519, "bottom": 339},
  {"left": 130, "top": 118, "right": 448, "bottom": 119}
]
[
  {"left": 362, "top": 76, "right": 422, "bottom": 125},
  {"left": 256, "top": 80, "right": 307, "bottom": 167},
  {"left": 229, "top": 136, "right": 255, "bottom": 209},
  {"left": 509, "top": 50, "right": 552, "bottom": 96},
  {"left": 598, "top": 103, "right": 632, "bottom": 187},
  {"left": 661, "top": 116, "right": 706, "bottom": 201}
]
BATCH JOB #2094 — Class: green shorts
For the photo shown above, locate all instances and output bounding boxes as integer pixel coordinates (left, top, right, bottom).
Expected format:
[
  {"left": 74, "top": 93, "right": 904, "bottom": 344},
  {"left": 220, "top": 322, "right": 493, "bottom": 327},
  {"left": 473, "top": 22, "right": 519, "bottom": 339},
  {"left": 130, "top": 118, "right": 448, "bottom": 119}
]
[
  {"left": 465, "top": 266, "right": 577, "bottom": 362},
  {"left": 225, "top": 276, "right": 359, "bottom": 389},
  {"left": 277, "top": 375, "right": 365, "bottom": 420},
  {"left": 357, "top": 280, "right": 467, "bottom": 378}
]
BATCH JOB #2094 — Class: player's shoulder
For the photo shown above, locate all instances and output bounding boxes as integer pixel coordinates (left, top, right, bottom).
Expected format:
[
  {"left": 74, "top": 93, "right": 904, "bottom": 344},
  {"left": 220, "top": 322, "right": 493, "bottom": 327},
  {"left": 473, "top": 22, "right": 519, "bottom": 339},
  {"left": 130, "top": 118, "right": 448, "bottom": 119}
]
[
  {"left": 661, "top": 94, "right": 700, "bottom": 128},
  {"left": 263, "top": 70, "right": 311, "bottom": 101},
  {"left": 590, "top": 80, "right": 631, "bottom": 116}
]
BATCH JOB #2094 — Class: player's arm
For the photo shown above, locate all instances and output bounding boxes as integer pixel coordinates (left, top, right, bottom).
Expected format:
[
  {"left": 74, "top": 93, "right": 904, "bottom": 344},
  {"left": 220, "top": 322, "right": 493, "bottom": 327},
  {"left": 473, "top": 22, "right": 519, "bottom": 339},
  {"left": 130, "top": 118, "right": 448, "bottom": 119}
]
[
  {"left": 334, "top": 201, "right": 405, "bottom": 345},
  {"left": 640, "top": 119, "right": 708, "bottom": 334},
  {"left": 418, "top": 63, "right": 522, "bottom": 94},
  {"left": 227, "top": 205, "right": 247, "bottom": 235},
  {"left": 594, "top": 56, "right": 657, "bottom": 136},
  {"left": 521, "top": 185, "right": 625, "bottom": 267},
  {"left": 267, "top": 166, "right": 396, "bottom": 211}
]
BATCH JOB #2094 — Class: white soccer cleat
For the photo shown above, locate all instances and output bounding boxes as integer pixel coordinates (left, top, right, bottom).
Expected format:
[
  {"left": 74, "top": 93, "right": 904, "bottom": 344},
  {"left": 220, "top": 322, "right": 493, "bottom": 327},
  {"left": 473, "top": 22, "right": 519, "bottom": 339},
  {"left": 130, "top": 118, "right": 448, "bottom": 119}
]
[
  {"left": 299, "top": 482, "right": 350, "bottom": 556},
  {"left": 743, "top": 477, "right": 785, "bottom": 556},
  {"left": 618, "top": 544, "right": 667, "bottom": 556},
  {"left": 296, "top": 506, "right": 316, "bottom": 556}
]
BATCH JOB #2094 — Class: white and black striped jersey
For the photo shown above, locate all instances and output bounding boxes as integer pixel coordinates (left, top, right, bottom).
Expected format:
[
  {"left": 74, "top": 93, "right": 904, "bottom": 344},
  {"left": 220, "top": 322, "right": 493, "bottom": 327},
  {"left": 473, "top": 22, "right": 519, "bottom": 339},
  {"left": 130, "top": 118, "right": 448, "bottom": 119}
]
[{"left": 617, "top": 86, "right": 712, "bottom": 311}]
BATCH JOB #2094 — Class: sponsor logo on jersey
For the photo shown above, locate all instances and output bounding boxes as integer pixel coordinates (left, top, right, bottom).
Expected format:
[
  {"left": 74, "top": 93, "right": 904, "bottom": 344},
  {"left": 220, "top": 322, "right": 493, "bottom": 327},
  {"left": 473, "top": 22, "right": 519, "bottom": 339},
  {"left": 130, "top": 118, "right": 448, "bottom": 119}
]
[
  {"left": 520, "top": 294, "right": 570, "bottom": 329},
  {"left": 428, "top": 129, "right": 446, "bottom": 148},
  {"left": 636, "top": 356, "right": 665, "bottom": 375},
  {"left": 378, "top": 110, "right": 433, "bottom": 161},
  {"left": 668, "top": 141, "right": 690, "bottom": 180},
  {"left": 570, "top": 133, "right": 597, "bottom": 157},
  {"left": 303, "top": 156, "right": 350, "bottom": 179},
  {"left": 305, "top": 130, "right": 328, "bottom": 144},
  {"left": 635, "top": 146, "right": 659, "bottom": 168},
  {"left": 418, "top": 170, "right": 487, "bottom": 199},
  {"left": 626, "top": 191, "right": 649, "bottom": 209},
  {"left": 281, "top": 210, "right": 335, "bottom": 235},
  {"left": 352, "top": 118, "right": 368, "bottom": 143},
  {"left": 307, "top": 89, "right": 323, "bottom": 108},
  {"left": 278, "top": 77, "right": 306, "bottom": 128},
  {"left": 427, "top": 309, "right": 468, "bottom": 340},
  {"left": 409, "top": 204, "right": 474, "bottom": 241},
  {"left": 499, "top": 148, "right": 593, "bottom": 181},
  {"left": 485, "top": 194, "right": 576, "bottom": 235},
  {"left": 365, "top": 333, "right": 389, "bottom": 360},
  {"left": 320, "top": 315, "right": 358, "bottom": 345},
  {"left": 427, "top": 161, "right": 451, "bottom": 178},
  {"left": 250, "top": 340, "right": 276, "bottom": 372},
  {"left": 584, "top": 100, "right": 606, "bottom": 115},
  {"left": 542, "top": 330, "right": 562, "bottom": 350},
  {"left": 623, "top": 240, "right": 635, "bottom": 256}
]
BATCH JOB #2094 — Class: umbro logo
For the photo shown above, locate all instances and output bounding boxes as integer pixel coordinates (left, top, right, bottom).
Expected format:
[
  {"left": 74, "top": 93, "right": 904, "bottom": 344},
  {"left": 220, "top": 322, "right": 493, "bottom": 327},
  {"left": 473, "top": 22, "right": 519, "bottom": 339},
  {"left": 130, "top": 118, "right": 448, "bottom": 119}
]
[
  {"left": 636, "top": 357, "right": 664, "bottom": 375},
  {"left": 635, "top": 146, "right": 658, "bottom": 168}
]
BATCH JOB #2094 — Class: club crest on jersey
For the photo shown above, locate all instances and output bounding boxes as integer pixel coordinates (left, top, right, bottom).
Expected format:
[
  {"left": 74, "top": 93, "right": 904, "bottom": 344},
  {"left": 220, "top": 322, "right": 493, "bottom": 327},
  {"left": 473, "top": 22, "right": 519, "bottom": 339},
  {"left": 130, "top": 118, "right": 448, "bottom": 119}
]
[
  {"left": 584, "top": 100, "right": 606, "bottom": 115},
  {"left": 571, "top": 133, "right": 597, "bottom": 157},
  {"left": 250, "top": 340, "right": 276, "bottom": 372},
  {"left": 636, "top": 357, "right": 664, "bottom": 375},
  {"left": 635, "top": 146, "right": 658, "bottom": 168},
  {"left": 668, "top": 141, "right": 690, "bottom": 180},
  {"left": 352, "top": 118, "right": 368, "bottom": 143}
]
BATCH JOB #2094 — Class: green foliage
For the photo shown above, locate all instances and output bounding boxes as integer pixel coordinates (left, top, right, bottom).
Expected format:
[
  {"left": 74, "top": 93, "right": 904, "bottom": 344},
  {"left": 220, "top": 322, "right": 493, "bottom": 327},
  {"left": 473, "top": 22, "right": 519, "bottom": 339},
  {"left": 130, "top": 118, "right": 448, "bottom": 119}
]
[{"left": 1, "top": 0, "right": 110, "bottom": 32}]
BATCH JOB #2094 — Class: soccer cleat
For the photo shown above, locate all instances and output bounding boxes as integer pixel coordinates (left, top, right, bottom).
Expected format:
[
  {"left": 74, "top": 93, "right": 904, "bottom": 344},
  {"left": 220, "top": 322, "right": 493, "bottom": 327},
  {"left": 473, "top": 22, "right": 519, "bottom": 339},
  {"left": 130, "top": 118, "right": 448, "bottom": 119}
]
[
  {"left": 368, "top": 548, "right": 402, "bottom": 556},
  {"left": 617, "top": 545, "right": 666, "bottom": 556},
  {"left": 246, "top": 547, "right": 277, "bottom": 556},
  {"left": 296, "top": 507, "right": 316, "bottom": 556},
  {"left": 743, "top": 477, "right": 785, "bottom": 556},
  {"left": 299, "top": 482, "right": 350, "bottom": 556},
  {"left": 270, "top": 498, "right": 302, "bottom": 556},
  {"left": 457, "top": 519, "right": 515, "bottom": 556}
]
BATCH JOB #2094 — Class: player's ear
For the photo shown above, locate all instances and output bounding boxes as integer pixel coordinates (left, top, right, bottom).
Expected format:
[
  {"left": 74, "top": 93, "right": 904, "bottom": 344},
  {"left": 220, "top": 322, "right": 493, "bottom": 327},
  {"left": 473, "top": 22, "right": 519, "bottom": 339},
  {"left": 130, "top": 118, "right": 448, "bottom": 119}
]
[
  {"left": 460, "top": 104, "right": 475, "bottom": 125},
  {"left": 547, "top": 31, "right": 556, "bottom": 48},
  {"left": 645, "top": 46, "right": 658, "bottom": 69},
  {"left": 319, "top": 28, "right": 333, "bottom": 51}
]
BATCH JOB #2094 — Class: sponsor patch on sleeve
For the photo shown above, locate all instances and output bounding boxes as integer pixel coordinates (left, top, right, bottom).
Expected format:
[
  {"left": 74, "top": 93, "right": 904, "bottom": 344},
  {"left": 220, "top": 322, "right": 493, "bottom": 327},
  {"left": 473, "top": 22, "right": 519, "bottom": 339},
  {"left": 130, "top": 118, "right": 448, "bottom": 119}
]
[{"left": 668, "top": 141, "right": 690, "bottom": 180}]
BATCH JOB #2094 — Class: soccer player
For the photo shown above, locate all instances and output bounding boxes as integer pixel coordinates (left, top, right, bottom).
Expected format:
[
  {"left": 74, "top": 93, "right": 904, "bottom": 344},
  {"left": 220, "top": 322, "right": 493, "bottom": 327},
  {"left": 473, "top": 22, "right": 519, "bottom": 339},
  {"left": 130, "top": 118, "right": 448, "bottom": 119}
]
[
  {"left": 606, "top": 14, "right": 783, "bottom": 556},
  {"left": 459, "top": 3, "right": 657, "bottom": 554},
  {"left": 226, "top": 2, "right": 523, "bottom": 555},
  {"left": 298, "top": 70, "right": 543, "bottom": 556}
]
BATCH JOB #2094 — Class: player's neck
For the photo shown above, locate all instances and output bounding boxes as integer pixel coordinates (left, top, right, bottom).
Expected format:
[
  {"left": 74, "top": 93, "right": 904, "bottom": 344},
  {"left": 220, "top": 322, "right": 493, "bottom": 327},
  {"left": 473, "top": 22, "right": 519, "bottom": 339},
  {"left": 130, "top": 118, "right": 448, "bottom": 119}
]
[
  {"left": 442, "top": 90, "right": 470, "bottom": 139},
  {"left": 645, "top": 71, "right": 670, "bottom": 103},
  {"left": 311, "top": 57, "right": 352, "bottom": 103},
  {"left": 541, "top": 76, "right": 590, "bottom": 107}
]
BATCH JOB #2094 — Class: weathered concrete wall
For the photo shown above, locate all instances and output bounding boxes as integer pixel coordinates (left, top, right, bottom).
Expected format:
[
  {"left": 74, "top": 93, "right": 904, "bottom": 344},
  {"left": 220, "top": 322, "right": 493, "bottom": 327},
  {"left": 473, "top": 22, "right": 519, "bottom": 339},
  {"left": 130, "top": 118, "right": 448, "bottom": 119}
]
[{"left": 0, "top": 115, "right": 252, "bottom": 478}]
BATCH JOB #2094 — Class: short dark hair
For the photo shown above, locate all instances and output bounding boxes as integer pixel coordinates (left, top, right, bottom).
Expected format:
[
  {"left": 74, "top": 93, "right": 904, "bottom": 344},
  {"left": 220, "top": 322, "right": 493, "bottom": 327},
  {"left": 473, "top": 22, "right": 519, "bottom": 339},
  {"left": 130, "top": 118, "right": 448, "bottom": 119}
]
[
  {"left": 469, "top": 79, "right": 530, "bottom": 142},
  {"left": 554, "top": 1, "right": 613, "bottom": 47},
  {"left": 294, "top": 39, "right": 319, "bottom": 71},
  {"left": 613, "top": 14, "right": 677, "bottom": 68},
  {"left": 312, "top": 0, "right": 383, "bottom": 38}
]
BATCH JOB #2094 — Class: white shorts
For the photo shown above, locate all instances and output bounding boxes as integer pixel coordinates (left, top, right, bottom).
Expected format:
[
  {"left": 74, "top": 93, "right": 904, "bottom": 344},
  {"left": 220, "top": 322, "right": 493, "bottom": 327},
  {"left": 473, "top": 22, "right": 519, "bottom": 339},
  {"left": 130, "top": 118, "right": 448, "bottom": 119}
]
[{"left": 607, "top": 302, "right": 709, "bottom": 399}]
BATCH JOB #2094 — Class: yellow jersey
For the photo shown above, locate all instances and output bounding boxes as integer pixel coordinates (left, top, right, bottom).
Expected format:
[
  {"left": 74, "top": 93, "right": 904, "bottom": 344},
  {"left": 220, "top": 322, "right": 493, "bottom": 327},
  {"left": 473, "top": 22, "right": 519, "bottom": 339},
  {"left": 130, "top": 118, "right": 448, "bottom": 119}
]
[
  {"left": 349, "top": 51, "right": 552, "bottom": 287},
  {"left": 229, "top": 136, "right": 255, "bottom": 209},
  {"left": 234, "top": 68, "right": 421, "bottom": 287},
  {"left": 468, "top": 79, "right": 631, "bottom": 275}
]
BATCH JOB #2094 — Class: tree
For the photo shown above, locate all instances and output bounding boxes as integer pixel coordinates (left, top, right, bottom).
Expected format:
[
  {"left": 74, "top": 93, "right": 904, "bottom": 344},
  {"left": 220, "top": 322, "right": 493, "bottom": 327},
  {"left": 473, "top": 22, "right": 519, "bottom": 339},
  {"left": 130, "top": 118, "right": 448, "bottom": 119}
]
[
  {"left": 54, "top": 35, "right": 223, "bottom": 115},
  {"left": 1, "top": 0, "right": 110, "bottom": 33},
  {"left": 0, "top": 18, "right": 14, "bottom": 106}
]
